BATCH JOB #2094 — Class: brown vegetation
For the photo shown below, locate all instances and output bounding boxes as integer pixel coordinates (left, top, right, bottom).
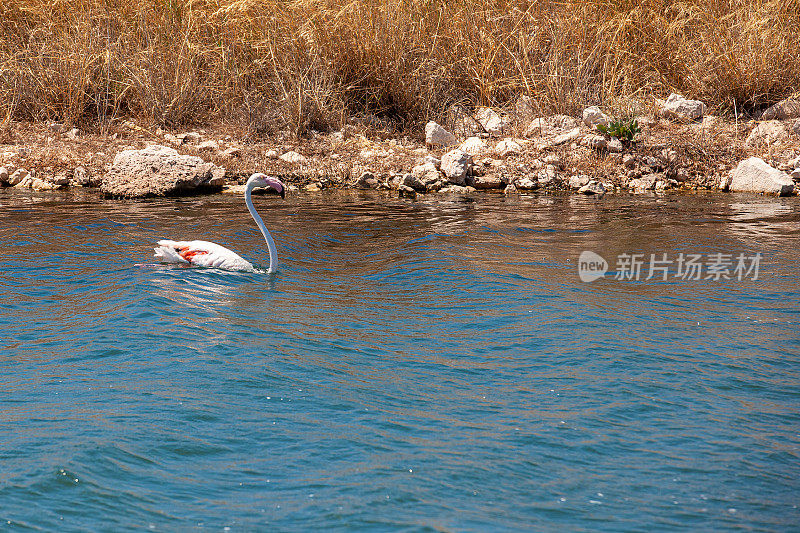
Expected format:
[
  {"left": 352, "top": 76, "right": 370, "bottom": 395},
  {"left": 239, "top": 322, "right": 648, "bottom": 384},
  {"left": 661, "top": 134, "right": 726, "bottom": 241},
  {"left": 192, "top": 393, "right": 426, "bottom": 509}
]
[{"left": 1, "top": 0, "right": 799, "bottom": 133}]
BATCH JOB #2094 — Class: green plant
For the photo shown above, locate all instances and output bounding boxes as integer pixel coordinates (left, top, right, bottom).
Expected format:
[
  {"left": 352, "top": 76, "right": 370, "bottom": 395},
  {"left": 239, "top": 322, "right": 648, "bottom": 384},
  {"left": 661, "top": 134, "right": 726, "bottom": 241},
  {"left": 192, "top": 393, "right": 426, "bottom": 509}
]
[{"left": 597, "top": 118, "right": 641, "bottom": 141}]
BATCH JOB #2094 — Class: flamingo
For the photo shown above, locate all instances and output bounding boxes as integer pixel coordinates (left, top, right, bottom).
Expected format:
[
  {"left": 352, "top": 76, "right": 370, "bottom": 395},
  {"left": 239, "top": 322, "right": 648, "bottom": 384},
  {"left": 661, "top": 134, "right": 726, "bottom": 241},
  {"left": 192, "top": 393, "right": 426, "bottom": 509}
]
[{"left": 153, "top": 173, "right": 285, "bottom": 272}]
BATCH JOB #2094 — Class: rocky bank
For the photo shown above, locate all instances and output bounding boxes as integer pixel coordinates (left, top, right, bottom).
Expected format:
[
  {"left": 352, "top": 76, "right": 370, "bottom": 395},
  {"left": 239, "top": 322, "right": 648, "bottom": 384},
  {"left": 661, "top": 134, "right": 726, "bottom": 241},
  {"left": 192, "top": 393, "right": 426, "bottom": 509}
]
[{"left": 1, "top": 94, "right": 799, "bottom": 199}]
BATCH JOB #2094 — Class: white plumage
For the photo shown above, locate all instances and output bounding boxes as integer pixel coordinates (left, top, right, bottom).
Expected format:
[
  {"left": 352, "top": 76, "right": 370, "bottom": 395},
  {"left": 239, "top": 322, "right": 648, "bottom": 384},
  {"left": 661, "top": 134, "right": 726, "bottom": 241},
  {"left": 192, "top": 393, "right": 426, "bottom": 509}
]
[
  {"left": 153, "top": 173, "right": 285, "bottom": 272},
  {"left": 154, "top": 239, "right": 257, "bottom": 271}
]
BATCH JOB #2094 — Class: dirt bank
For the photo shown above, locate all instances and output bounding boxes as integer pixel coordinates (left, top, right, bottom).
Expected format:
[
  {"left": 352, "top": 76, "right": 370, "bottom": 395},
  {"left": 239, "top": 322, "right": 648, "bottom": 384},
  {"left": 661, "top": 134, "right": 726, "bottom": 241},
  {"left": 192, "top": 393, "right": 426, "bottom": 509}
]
[{"left": 1, "top": 112, "right": 799, "bottom": 198}]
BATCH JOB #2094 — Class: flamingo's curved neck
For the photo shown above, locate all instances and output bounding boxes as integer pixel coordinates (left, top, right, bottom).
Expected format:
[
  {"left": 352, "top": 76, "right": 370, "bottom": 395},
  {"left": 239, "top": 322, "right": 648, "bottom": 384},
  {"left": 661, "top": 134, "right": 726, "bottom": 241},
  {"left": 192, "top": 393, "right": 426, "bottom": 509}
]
[{"left": 245, "top": 182, "right": 278, "bottom": 273}]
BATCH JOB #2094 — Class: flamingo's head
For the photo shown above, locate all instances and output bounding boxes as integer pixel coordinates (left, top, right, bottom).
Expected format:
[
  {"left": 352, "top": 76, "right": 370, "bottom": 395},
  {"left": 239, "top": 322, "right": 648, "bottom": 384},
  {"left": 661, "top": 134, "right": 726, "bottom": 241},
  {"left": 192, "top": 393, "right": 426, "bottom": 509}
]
[{"left": 248, "top": 173, "right": 286, "bottom": 199}]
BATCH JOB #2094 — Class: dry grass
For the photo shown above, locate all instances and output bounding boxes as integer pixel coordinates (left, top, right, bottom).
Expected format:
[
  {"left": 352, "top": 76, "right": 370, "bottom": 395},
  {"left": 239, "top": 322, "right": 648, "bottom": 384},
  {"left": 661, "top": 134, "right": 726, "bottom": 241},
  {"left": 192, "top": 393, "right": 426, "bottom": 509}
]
[{"left": 1, "top": 0, "right": 798, "bottom": 133}]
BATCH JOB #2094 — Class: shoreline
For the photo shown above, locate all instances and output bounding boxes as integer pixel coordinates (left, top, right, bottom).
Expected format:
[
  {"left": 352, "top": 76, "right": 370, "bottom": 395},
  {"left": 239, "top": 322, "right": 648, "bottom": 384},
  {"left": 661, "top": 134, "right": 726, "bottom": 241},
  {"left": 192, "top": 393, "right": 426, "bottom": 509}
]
[{"left": 1, "top": 106, "right": 799, "bottom": 200}]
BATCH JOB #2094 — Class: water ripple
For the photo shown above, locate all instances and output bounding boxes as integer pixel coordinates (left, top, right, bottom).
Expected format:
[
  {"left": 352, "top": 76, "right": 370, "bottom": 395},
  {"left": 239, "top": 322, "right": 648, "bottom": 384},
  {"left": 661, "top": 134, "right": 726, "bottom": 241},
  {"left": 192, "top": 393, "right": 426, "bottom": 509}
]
[{"left": 0, "top": 190, "right": 798, "bottom": 530}]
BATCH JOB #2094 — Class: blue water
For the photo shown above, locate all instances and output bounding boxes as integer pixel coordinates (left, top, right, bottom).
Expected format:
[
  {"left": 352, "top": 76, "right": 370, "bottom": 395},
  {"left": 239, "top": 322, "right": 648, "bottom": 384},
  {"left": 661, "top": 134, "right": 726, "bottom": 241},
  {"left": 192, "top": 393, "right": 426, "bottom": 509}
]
[{"left": 1, "top": 189, "right": 799, "bottom": 531}]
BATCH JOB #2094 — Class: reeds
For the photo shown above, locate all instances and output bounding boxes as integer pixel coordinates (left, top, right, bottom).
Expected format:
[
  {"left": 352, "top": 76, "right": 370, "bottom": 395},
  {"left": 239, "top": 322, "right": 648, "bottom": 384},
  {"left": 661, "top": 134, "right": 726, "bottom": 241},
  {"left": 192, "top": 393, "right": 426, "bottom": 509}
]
[{"left": 1, "top": 0, "right": 798, "bottom": 132}]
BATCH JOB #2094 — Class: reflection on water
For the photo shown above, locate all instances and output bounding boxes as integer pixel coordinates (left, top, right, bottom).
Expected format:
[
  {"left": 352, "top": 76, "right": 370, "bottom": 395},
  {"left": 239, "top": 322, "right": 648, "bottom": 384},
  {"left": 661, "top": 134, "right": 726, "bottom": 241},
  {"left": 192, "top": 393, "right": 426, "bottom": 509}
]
[{"left": 0, "top": 188, "right": 799, "bottom": 531}]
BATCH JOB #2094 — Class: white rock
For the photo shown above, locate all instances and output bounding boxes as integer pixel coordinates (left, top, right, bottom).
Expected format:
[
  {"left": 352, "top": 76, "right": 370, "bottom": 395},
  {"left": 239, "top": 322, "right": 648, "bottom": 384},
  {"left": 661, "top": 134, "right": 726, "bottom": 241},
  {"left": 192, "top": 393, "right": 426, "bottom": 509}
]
[
  {"left": 524, "top": 114, "right": 579, "bottom": 137},
  {"left": 472, "top": 175, "right": 503, "bottom": 189},
  {"left": 727, "top": 157, "right": 794, "bottom": 196},
  {"left": 578, "top": 180, "right": 606, "bottom": 195},
  {"left": 628, "top": 173, "right": 658, "bottom": 192},
  {"left": 503, "top": 183, "right": 518, "bottom": 194},
  {"left": 549, "top": 127, "right": 581, "bottom": 147},
  {"left": 182, "top": 132, "right": 201, "bottom": 144},
  {"left": 537, "top": 168, "right": 555, "bottom": 187},
  {"left": 356, "top": 171, "right": 378, "bottom": 189},
  {"left": 8, "top": 168, "right": 28, "bottom": 186},
  {"left": 607, "top": 137, "right": 623, "bottom": 153},
  {"left": 495, "top": 138, "right": 523, "bottom": 156},
  {"left": 410, "top": 162, "right": 441, "bottom": 190},
  {"left": 440, "top": 150, "right": 472, "bottom": 186},
  {"left": 744, "top": 121, "right": 788, "bottom": 147},
  {"left": 197, "top": 140, "right": 220, "bottom": 152},
  {"left": 660, "top": 93, "right": 706, "bottom": 121},
  {"left": 792, "top": 120, "right": 800, "bottom": 135},
  {"left": 459, "top": 136, "right": 486, "bottom": 154},
  {"left": 72, "top": 166, "right": 89, "bottom": 186},
  {"left": 585, "top": 135, "right": 607, "bottom": 150},
  {"left": 398, "top": 184, "right": 417, "bottom": 198},
  {"left": 30, "top": 177, "right": 60, "bottom": 191},
  {"left": 280, "top": 151, "right": 307, "bottom": 164},
  {"left": 582, "top": 106, "right": 610, "bottom": 128},
  {"left": 474, "top": 107, "right": 507, "bottom": 135},
  {"left": 569, "top": 175, "right": 590, "bottom": 189},
  {"left": 66, "top": 128, "right": 80, "bottom": 140},
  {"left": 439, "top": 184, "right": 471, "bottom": 194},
  {"left": 221, "top": 146, "right": 241, "bottom": 158},
  {"left": 425, "top": 121, "right": 456, "bottom": 148},
  {"left": 424, "top": 155, "right": 441, "bottom": 169},
  {"left": 265, "top": 149, "right": 279, "bottom": 159},
  {"left": 515, "top": 177, "right": 538, "bottom": 190},
  {"left": 760, "top": 98, "right": 800, "bottom": 121},
  {"left": 101, "top": 145, "right": 225, "bottom": 197},
  {"left": 164, "top": 134, "right": 180, "bottom": 145},
  {"left": 543, "top": 154, "right": 561, "bottom": 168}
]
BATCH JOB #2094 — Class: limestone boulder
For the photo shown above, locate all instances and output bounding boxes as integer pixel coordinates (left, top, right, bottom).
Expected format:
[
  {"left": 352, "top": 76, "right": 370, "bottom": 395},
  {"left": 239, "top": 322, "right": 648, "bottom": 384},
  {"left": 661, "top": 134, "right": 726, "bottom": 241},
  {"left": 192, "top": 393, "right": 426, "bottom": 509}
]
[
  {"left": 726, "top": 157, "right": 794, "bottom": 196},
  {"left": 660, "top": 93, "right": 706, "bottom": 121},
  {"left": 541, "top": 127, "right": 581, "bottom": 149},
  {"left": 356, "top": 171, "right": 378, "bottom": 189},
  {"left": 578, "top": 180, "right": 606, "bottom": 195},
  {"left": 569, "top": 175, "right": 590, "bottom": 189},
  {"left": 440, "top": 149, "right": 473, "bottom": 186},
  {"left": 745, "top": 121, "right": 788, "bottom": 147},
  {"left": 760, "top": 98, "right": 800, "bottom": 121},
  {"left": 582, "top": 106, "right": 610, "bottom": 129},
  {"left": 474, "top": 107, "right": 508, "bottom": 135},
  {"left": 524, "top": 114, "right": 579, "bottom": 137},
  {"left": 472, "top": 174, "right": 504, "bottom": 190},
  {"left": 515, "top": 177, "right": 539, "bottom": 190},
  {"left": 425, "top": 121, "right": 456, "bottom": 148},
  {"left": 8, "top": 168, "right": 28, "bottom": 186},
  {"left": 495, "top": 138, "right": 523, "bottom": 157},
  {"left": 101, "top": 145, "right": 225, "bottom": 198},
  {"left": 410, "top": 162, "right": 442, "bottom": 191},
  {"left": 459, "top": 137, "right": 487, "bottom": 155}
]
